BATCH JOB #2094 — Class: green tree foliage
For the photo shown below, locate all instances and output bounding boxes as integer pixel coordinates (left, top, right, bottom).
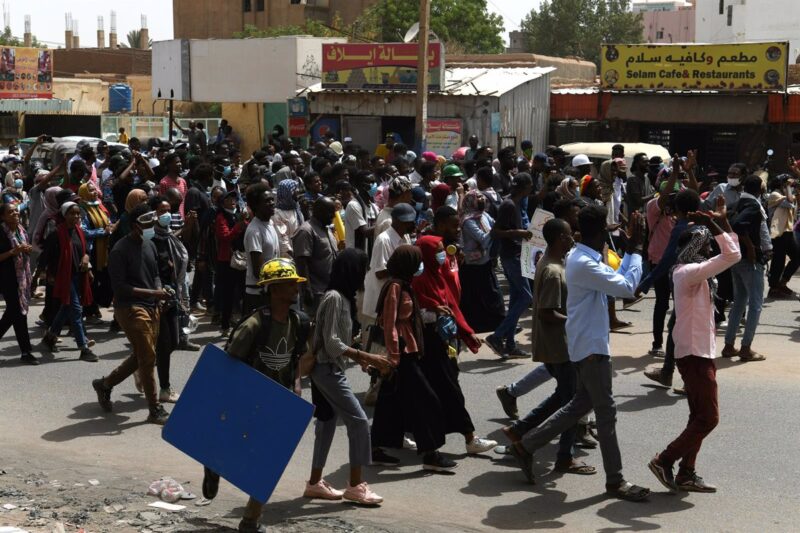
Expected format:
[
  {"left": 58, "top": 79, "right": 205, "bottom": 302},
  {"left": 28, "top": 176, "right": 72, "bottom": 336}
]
[
  {"left": 123, "top": 29, "right": 152, "bottom": 49},
  {"left": 0, "top": 26, "right": 44, "bottom": 48},
  {"left": 367, "top": 0, "right": 504, "bottom": 54},
  {"left": 521, "top": 0, "right": 642, "bottom": 66}
]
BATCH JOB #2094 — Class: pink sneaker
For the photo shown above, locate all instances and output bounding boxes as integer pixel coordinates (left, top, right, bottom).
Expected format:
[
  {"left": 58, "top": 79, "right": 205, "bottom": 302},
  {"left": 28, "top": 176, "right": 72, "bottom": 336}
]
[
  {"left": 343, "top": 482, "right": 383, "bottom": 506},
  {"left": 303, "top": 479, "right": 344, "bottom": 500}
]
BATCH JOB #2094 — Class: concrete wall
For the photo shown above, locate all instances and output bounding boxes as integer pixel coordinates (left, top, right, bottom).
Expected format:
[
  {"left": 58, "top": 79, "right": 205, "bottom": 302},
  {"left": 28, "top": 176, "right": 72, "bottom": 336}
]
[
  {"left": 53, "top": 48, "right": 151, "bottom": 77},
  {"left": 642, "top": 7, "right": 695, "bottom": 43},
  {"left": 52, "top": 77, "right": 109, "bottom": 114},
  {"left": 222, "top": 102, "right": 264, "bottom": 157},
  {"left": 173, "top": 0, "right": 378, "bottom": 40},
  {"left": 696, "top": 0, "right": 800, "bottom": 63}
]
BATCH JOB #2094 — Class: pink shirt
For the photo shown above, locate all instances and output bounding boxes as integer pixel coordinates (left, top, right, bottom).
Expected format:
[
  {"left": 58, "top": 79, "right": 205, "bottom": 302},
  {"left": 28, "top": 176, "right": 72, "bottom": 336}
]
[
  {"left": 646, "top": 198, "right": 675, "bottom": 264},
  {"left": 158, "top": 176, "right": 188, "bottom": 215},
  {"left": 672, "top": 233, "right": 740, "bottom": 360}
]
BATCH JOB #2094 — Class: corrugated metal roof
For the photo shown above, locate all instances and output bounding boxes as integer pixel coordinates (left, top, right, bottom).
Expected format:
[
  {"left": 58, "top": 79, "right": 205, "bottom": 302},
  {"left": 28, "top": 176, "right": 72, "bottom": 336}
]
[
  {"left": 306, "top": 66, "right": 556, "bottom": 97},
  {"left": 0, "top": 99, "right": 74, "bottom": 113},
  {"left": 551, "top": 86, "right": 600, "bottom": 95}
]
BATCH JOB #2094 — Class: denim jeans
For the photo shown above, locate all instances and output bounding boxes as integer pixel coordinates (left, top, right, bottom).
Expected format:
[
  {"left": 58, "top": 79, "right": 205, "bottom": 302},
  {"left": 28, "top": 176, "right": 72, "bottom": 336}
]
[
  {"left": 508, "top": 364, "right": 552, "bottom": 397},
  {"left": 49, "top": 277, "right": 88, "bottom": 349},
  {"left": 662, "top": 311, "right": 676, "bottom": 379},
  {"left": 725, "top": 261, "right": 765, "bottom": 347},
  {"left": 511, "top": 362, "right": 577, "bottom": 461},
  {"left": 651, "top": 262, "right": 671, "bottom": 350},
  {"left": 521, "top": 354, "right": 623, "bottom": 486},
  {"left": 494, "top": 255, "right": 533, "bottom": 350}
]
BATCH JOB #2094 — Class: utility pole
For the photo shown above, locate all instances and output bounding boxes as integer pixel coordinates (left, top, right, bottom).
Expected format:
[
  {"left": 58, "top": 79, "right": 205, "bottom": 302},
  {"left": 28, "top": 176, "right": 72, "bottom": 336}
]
[{"left": 414, "top": 0, "right": 431, "bottom": 154}]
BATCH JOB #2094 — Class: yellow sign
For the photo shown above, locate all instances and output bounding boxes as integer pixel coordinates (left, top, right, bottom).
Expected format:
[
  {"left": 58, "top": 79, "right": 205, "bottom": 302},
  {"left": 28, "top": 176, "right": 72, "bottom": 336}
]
[{"left": 601, "top": 42, "right": 788, "bottom": 92}]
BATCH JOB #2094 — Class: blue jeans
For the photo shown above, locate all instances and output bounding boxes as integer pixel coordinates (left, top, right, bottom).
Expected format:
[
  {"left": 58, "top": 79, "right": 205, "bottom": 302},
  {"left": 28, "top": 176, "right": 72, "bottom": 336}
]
[
  {"left": 49, "top": 277, "right": 88, "bottom": 349},
  {"left": 725, "top": 261, "right": 765, "bottom": 347},
  {"left": 511, "top": 362, "right": 577, "bottom": 461},
  {"left": 508, "top": 364, "right": 552, "bottom": 397},
  {"left": 493, "top": 256, "right": 533, "bottom": 350}
]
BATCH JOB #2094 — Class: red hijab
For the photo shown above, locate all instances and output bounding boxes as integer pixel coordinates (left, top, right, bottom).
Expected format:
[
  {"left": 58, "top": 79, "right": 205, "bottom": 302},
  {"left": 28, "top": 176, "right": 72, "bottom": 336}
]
[
  {"left": 54, "top": 220, "right": 93, "bottom": 306},
  {"left": 412, "top": 235, "right": 479, "bottom": 352},
  {"left": 431, "top": 184, "right": 451, "bottom": 212}
]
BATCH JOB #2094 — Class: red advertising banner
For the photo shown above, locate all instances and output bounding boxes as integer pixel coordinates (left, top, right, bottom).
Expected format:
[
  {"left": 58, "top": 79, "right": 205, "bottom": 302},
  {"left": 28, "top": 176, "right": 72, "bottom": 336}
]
[
  {"left": 288, "top": 117, "right": 308, "bottom": 138},
  {"left": 0, "top": 46, "right": 53, "bottom": 99},
  {"left": 322, "top": 42, "right": 445, "bottom": 91}
]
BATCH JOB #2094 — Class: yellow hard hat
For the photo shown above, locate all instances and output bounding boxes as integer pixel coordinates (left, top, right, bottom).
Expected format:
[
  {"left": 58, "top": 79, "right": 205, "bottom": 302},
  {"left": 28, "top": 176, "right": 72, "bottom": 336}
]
[{"left": 257, "top": 258, "right": 306, "bottom": 286}]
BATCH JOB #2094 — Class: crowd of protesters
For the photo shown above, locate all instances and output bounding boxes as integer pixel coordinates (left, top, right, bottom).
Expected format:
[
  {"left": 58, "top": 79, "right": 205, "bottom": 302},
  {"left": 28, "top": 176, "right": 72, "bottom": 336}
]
[{"left": 0, "top": 124, "right": 797, "bottom": 532}]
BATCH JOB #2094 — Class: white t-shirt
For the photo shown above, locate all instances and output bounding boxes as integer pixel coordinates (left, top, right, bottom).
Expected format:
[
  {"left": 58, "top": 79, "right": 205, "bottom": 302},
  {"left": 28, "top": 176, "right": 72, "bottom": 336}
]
[
  {"left": 344, "top": 198, "right": 367, "bottom": 250},
  {"left": 374, "top": 206, "right": 393, "bottom": 239},
  {"left": 272, "top": 208, "right": 302, "bottom": 258},
  {"left": 361, "top": 226, "right": 411, "bottom": 319},
  {"left": 409, "top": 170, "right": 423, "bottom": 185},
  {"left": 243, "top": 217, "right": 279, "bottom": 295}
]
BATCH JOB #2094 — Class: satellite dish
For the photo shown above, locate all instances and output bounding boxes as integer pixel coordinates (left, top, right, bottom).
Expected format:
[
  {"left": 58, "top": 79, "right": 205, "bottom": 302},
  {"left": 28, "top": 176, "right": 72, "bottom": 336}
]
[{"left": 403, "top": 23, "right": 419, "bottom": 43}]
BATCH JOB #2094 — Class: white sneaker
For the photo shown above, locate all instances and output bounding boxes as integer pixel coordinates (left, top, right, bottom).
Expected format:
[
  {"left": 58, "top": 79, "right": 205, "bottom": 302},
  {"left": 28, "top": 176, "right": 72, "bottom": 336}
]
[
  {"left": 466, "top": 436, "right": 498, "bottom": 455},
  {"left": 403, "top": 437, "right": 417, "bottom": 450},
  {"left": 159, "top": 388, "right": 180, "bottom": 403}
]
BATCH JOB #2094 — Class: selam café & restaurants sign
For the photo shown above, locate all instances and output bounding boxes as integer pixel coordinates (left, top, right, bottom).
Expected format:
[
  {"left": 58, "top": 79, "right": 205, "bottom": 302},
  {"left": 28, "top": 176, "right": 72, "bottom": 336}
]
[
  {"left": 0, "top": 46, "right": 53, "bottom": 99},
  {"left": 600, "top": 42, "right": 788, "bottom": 92},
  {"left": 322, "top": 43, "right": 445, "bottom": 91}
]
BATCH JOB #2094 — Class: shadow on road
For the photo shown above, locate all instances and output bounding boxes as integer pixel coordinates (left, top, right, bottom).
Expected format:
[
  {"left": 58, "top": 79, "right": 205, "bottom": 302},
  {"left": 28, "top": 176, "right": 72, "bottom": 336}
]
[{"left": 40, "top": 396, "right": 150, "bottom": 442}]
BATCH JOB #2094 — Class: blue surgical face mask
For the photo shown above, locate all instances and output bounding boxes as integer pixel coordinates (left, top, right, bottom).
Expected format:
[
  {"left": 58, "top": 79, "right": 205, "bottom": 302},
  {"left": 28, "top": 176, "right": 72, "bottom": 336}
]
[
  {"left": 368, "top": 182, "right": 378, "bottom": 198},
  {"left": 142, "top": 227, "right": 156, "bottom": 241},
  {"left": 157, "top": 213, "right": 172, "bottom": 228},
  {"left": 14, "top": 178, "right": 23, "bottom": 189},
  {"left": 435, "top": 251, "right": 446, "bottom": 265},
  {"left": 414, "top": 262, "right": 424, "bottom": 277},
  {"left": 415, "top": 201, "right": 424, "bottom": 212},
  {"left": 223, "top": 166, "right": 232, "bottom": 177},
  {"left": 339, "top": 209, "right": 346, "bottom": 219}
]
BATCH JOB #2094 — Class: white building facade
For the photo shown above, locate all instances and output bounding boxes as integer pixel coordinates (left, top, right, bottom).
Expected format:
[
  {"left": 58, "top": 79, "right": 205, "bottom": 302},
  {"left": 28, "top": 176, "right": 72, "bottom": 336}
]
[{"left": 695, "top": 0, "right": 800, "bottom": 63}]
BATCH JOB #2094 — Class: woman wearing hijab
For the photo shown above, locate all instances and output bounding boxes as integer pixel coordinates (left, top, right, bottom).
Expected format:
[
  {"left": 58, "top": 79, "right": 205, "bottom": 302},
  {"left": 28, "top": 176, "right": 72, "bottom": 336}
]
[
  {"left": 556, "top": 177, "right": 578, "bottom": 200},
  {"left": 648, "top": 208, "right": 739, "bottom": 493},
  {"left": 32, "top": 186, "right": 63, "bottom": 251},
  {"left": 40, "top": 201, "right": 97, "bottom": 362},
  {"left": 459, "top": 191, "right": 505, "bottom": 333},
  {"left": 0, "top": 203, "right": 37, "bottom": 364},
  {"left": 272, "top": 178, "right": 304, "bottom": 258},
  {"left": 79, "top": 182, "right": 117, "bottom": 322},
  {"left": 111, "top": 188, "right": 149, "bottom": 248},
  {"left": 306, "top": 248, "right": 392, "bottom": 506},
  {"left": 149, "top": 196, "right": 190, "bottom": 403},
  {"left": 411, "top": 235, "right": 497, "bottom": 455},
  {"left": 370, "top": 245, "right": 456, "bottom": 471},
  {"left": 431, "top": 183, "right": 451, "bottom": 213},
  {"left": 215, "top": 190, "right": 248, "bottom": 337},
  {"left": 2, "top": 171, "right": 25, "bottom": 207}
]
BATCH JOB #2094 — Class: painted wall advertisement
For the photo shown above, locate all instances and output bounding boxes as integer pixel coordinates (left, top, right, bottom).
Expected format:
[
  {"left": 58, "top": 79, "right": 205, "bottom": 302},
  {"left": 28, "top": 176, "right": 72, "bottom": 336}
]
[
  {"left": 425, "top": 119, "right": 462, "bottom": 158},
  {"left": 322, "top": 42, "right": 445, "bottom": 91},
  {"left": 521, "top": 208, "right": 553, "bottom": 280},
  {"left": 600, "top": 42, "right": 788, "bottom": 92},
  {"left": 0, "top": 46, "right": 53, "bottom": 99}
]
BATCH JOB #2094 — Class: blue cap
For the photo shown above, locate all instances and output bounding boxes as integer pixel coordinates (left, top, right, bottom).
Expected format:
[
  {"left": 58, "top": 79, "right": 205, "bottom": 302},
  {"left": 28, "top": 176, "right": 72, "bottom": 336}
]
[
  {"left": 533, "top": 152, "right": 548, "bottom": 162},
  {"left": 391, "top": 202, "right": 417, "bottom": 223}
]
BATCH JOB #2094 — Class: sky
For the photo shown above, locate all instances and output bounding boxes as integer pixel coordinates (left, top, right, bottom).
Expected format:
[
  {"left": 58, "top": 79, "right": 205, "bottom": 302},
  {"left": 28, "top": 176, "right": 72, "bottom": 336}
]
[{"left": 4, "top": 0, "right": 540, "bottom": 47}]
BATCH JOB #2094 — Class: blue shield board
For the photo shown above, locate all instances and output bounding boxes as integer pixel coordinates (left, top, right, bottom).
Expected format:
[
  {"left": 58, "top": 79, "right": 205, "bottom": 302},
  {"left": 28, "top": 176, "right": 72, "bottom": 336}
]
[{"left": 162, "top": 344, "right": 314, "bottom": 503}]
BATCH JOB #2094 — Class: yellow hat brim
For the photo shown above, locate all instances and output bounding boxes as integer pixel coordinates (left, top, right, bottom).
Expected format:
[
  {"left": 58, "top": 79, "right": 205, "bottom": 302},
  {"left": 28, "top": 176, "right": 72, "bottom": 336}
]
[{"left": 257, "top": 275, "right": 307, "bottom": 287}]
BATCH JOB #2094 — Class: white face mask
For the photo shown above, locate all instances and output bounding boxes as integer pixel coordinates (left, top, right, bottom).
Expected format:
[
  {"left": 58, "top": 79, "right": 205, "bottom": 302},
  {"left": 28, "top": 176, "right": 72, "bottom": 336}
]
[{"left": 728, "top": 178, "right": 740, "bottom": 187}]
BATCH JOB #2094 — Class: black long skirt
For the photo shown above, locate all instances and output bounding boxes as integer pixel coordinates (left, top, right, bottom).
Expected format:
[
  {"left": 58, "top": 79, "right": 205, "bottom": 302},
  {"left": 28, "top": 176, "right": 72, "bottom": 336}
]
[
  {"left": 371, "top": 354, "right": 447, "bottom": 454},
  {"left": 459, "top": 261, "right": 505, "bottom": 333},
  {"left": 418, "top": 325, "right": 475, "bottom": 436}
]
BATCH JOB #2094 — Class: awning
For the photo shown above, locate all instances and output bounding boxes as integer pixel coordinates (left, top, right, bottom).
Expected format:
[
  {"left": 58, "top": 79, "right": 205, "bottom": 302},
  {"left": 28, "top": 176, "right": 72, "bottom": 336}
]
[
  {"left": 0, "top": 99, "right": 73, "bottom": 113},
  {"left": 606, "top": 94, "right": 767, "bottom": 125}
]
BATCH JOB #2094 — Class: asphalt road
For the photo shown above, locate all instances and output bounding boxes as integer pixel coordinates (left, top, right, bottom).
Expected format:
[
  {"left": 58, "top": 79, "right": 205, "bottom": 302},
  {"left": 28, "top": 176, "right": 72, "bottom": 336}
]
[{"left": 0, "top": 277, "right": 798, "bottom": 532}]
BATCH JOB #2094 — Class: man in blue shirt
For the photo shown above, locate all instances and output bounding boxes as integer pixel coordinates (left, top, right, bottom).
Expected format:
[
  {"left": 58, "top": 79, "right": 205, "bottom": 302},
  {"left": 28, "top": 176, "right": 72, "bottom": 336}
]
[{"left": 508, "top": 205, "right": 651, "bottom": 502}]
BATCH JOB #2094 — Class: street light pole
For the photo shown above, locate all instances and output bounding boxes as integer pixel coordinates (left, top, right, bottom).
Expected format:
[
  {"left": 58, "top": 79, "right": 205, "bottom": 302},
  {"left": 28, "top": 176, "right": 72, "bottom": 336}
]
[{"left": 414, "top": 0, "right": 431, "bottom": 154}]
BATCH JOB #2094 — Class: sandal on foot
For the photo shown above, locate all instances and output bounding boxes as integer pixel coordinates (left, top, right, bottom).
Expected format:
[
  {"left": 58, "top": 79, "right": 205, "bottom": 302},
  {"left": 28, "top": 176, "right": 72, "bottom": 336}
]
[
  {"left": 606, "top": 481, "right": 650, "bottom": 502},
  {"left": 610, "top": 321, "right": 632, "bottom": 332},
  {"left": 739, "top": 351, "right": 765, "bottom": 362},
  {"left": 554, "top": 460, "right": 597, "bottom": 475}
]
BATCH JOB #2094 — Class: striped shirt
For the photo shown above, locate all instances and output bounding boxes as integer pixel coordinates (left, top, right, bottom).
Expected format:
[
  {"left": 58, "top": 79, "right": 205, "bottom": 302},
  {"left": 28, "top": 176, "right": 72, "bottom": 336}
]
[{"left": 313, "top": 290, "right": 352, "bottom": 371}]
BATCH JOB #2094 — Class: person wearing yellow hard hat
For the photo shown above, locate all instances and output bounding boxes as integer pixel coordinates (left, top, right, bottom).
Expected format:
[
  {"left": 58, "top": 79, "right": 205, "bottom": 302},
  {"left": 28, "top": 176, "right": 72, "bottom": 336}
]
[{"left": 203, "top": 256, "right": 310, "bottom": 533}]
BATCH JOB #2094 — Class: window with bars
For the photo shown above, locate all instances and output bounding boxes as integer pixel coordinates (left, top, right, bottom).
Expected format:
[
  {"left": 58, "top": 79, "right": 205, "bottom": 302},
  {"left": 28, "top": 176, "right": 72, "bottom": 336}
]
[
  {"left": 243, "top": 0, "right": 252, "bottom": 12},
  {"left": 257, "top": 0, "right": 264, "bottom": 10}
]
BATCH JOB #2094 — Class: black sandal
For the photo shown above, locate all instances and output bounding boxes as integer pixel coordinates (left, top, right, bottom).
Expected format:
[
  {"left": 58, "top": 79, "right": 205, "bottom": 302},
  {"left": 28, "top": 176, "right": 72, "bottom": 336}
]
[{"left": 606, "top": 481, "right": 650, "bottom": 501}]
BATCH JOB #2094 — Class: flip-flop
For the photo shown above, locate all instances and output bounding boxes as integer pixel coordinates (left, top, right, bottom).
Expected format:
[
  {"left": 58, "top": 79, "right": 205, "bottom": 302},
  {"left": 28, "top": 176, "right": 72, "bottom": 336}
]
[
  {"left": 739, "top": 353, "right": 765, "bottom": 362},
  {"left": 555, "top": 461, "right": 597, "bottom": 475}
]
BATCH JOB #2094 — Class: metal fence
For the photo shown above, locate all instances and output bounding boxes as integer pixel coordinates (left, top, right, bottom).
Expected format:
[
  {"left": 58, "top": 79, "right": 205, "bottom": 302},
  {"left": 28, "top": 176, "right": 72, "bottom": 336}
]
[{"left": 101, "top": 115, "right": 221, "bottom": 142}]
